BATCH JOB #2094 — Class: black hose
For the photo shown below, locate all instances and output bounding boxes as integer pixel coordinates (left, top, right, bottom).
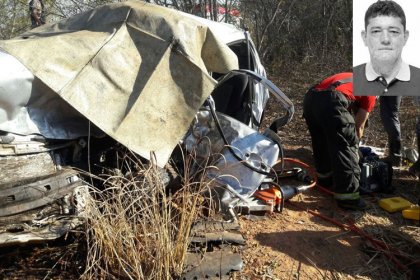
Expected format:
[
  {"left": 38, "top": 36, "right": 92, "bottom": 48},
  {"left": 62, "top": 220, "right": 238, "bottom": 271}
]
[{"left": 206, "top": 101, "right": 275, "bottom": 176}]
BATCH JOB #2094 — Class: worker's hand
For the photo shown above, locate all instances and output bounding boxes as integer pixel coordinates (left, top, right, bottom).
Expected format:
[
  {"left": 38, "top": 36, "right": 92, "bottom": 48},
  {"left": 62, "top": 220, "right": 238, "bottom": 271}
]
[{"left": 354, "top": 108, "right": 370, "bottom": 139}]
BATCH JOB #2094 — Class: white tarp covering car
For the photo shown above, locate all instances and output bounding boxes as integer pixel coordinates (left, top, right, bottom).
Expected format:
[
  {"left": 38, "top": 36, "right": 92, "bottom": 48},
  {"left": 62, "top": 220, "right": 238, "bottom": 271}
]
[{"left": 0, "top": 0, "right": 239, "bottom": 167}]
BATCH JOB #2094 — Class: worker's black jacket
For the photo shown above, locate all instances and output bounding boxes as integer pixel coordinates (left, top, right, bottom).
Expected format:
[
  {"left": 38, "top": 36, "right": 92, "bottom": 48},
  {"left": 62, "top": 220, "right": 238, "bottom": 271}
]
[{"left": 303, "top": 87, "right": 360, "bottom": 199}]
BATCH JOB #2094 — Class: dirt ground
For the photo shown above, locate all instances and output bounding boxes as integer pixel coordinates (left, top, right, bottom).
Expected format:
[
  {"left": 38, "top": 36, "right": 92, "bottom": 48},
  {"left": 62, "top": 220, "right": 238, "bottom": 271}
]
[
  {"left": 235, "top": 145, "right": 419, "bottom": 280},
  {"left": 0, "top": 75, "right": 419, "bottom": 280}
]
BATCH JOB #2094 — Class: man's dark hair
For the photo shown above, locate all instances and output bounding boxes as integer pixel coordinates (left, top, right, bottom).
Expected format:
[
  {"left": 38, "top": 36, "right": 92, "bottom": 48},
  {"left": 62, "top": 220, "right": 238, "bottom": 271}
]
[{"left": 364, "top": 0, "right": 406, "bottom": 30}]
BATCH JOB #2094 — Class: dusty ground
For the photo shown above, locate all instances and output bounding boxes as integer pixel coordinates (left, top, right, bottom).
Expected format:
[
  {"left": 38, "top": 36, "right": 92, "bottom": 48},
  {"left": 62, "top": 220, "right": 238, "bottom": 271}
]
[
  {"left": 235, "top": 148, "right": 419, "bottom": 279},
  {"left": 0, "top": 74, "right": 418, "bottom": 280}
]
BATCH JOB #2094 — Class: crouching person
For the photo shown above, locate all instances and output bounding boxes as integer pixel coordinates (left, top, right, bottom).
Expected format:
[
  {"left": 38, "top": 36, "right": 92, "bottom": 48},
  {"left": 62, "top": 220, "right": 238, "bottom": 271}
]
[{"left": 303, "top": 73, "right": 376, "bottom": 211}]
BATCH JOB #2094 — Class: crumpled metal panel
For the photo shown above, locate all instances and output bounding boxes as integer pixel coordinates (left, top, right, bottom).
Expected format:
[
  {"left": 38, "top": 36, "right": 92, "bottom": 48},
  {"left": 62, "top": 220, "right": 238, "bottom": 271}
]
[
  {"left": 0, "top": 150, "right": 56, "bottom": 185},
  {"left": 0, "top": 55, "right": 97, "bottom": 139},
  {"left": 0, "top": 185, "right": 89, "bottom": 247},
  {"left": 0, "top": 52, "right": 37, "bottom": 135},
  {"left": 0, "top": 1, "right": 238, "bottom": 167},
  {"left": 0, "top": 169, "right": 82, "bottom": 217},
  {"left": 185, "top": 110, "right": 279, "bottom": 196},
  {"left": 183, "top": 247, "right": 243, "bottom": 279},
  {"left": 210, "top": 131, "right": 279, "bottom": 196},
  {"left": 0, "top": 216, "right": 84, "bottom": 247}
]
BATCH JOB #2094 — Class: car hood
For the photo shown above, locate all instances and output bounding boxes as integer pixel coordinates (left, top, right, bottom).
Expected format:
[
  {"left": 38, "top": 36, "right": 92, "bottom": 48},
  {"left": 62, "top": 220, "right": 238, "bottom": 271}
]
[{"left": 0, "top": 1, "right": 238, "bottom": 167}]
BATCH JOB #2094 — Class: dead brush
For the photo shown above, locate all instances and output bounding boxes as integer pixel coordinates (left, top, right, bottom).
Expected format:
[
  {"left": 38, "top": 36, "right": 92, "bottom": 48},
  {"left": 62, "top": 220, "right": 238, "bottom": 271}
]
[{"left": 80, "top": 150, "right": 216, "bottom": 280}]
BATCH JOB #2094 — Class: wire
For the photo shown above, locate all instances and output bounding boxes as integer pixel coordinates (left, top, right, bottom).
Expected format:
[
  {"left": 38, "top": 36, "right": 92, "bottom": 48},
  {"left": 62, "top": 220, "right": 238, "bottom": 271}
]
[
  {"left": 272, "top": 158, "right": 317, "bottom": 189},
  {"left": 87, "top": 121, "right": 94, "bottom": 187},
  {"left": 288, "top": 200, "right": 410, "bottom": 273},
  {"left": 207, "top": 100, "right": 277, "bottom": 176},
  {"left": 282, "top": 157, "right": 412, "bottom": 274}
]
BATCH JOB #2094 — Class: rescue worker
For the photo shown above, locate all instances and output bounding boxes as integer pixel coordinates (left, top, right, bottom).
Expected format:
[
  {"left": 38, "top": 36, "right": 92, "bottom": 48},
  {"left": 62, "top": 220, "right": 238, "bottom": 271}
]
[
  {"left": 303, "top": 73, "right": 376, "bottom": 210},
  {"left": 29, "top": 0, "right": 45, "bottom": 28}
]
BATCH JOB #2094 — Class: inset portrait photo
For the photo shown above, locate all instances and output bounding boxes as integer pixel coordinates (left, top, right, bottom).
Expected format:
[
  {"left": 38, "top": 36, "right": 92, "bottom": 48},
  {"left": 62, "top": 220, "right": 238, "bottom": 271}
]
[{"left": 353, "top": 0, "right": 420, "bottom": 96}]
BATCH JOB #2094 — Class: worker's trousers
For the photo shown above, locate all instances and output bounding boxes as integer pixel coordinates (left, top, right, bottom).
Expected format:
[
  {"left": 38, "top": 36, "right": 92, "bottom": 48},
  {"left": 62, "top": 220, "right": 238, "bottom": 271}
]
[
  {"left": 303, "top": 89, "right": 360, "bottom": 199},
  {"left": 379, "top": 96, "right": 402, "bottom": 157}
]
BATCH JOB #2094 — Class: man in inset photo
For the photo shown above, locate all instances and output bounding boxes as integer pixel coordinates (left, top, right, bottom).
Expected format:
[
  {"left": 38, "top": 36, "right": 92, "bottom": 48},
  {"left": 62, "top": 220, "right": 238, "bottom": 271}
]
[
  {"left": 354, "top": 0, "right": 420, "bottom": 166},
  {"left": 353, "top": 0, "right": 420, "bottom": 96}
]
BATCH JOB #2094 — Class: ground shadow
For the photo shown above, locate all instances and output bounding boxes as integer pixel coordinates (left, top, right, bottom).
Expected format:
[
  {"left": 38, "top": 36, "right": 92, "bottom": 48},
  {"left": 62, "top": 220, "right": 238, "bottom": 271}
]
[{"left": 254, "top": 229, "right": 368, "bottom": 277}]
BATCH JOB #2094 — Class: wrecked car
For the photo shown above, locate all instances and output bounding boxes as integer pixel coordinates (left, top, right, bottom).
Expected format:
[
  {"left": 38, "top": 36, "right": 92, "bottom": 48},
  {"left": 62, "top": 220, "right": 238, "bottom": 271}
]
[{"left": 0, "top": 0, "right": 295, "bottom": 262}]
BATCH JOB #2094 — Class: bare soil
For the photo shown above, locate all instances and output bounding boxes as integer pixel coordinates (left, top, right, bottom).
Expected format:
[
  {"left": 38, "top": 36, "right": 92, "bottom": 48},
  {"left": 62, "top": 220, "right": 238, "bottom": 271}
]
[{"left": 236, "top": 153, "right": 419, "bottom": 279}]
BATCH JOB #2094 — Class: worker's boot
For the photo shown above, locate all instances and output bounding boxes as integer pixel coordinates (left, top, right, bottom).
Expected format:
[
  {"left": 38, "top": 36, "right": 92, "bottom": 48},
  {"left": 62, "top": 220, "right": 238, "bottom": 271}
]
[{"left": 384, "top": 140, "right": 402, "bottom": 167}]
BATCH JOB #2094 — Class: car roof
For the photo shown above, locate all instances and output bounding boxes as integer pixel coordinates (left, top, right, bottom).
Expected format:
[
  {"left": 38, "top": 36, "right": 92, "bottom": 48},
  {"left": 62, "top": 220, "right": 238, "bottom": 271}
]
[{"left": 178, "top": 10, "right": 246, "bottom": 44}]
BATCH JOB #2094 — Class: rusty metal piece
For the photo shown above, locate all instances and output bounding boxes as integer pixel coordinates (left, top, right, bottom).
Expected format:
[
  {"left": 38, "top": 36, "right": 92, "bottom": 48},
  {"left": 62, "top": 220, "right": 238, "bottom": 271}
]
[
  {"left": 0, "top": 169, "right": 82, "bottom": 217},
  {"left": 190, "top": 220, "right": 240, "bottom": 233},
  {"left": 183, "top": 246, "right": 243, "bottom": 280},
  {"left": 0, "top": 185, "right": 89, "bottom": 247},
  {"left": 190, "top": 231, "right": 245, "bottom": 246}
]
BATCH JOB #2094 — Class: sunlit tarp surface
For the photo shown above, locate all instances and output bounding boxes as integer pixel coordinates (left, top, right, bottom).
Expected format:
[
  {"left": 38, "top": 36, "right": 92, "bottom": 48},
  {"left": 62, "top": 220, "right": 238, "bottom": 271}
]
[{"left": 0, "top": 1, "right": 238, "bottom": 167}]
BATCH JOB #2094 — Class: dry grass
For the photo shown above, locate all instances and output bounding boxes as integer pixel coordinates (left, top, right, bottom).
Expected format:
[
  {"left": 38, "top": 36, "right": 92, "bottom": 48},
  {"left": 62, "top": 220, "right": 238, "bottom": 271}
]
[{"left": 80, "top": 151, "right": 214, "bottom": 280}]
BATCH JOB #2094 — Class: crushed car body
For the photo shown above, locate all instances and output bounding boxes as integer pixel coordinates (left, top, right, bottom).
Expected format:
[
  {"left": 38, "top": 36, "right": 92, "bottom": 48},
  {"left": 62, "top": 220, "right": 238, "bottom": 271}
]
[{"left": 0, "top": 3, "right": 295, "bottom": 275}]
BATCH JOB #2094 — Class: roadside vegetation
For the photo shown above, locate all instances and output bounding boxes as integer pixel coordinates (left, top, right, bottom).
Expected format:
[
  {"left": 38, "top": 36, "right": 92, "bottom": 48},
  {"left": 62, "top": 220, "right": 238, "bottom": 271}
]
[{"left": 80, "top": 150, "right": 214, "bottom": 279}]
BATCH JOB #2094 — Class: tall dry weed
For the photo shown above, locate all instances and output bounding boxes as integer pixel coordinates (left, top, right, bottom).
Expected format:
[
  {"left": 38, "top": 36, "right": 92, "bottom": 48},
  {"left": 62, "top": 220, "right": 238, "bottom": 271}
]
[{"left": 81, "top": 151, "right": 214, "bottom": 279}]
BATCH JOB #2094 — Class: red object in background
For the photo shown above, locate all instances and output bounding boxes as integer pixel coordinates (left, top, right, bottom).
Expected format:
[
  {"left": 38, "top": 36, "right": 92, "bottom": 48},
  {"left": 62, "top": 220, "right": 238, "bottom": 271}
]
[{"left": 194, "top": 4, "right": 240, "bottom": 18}]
